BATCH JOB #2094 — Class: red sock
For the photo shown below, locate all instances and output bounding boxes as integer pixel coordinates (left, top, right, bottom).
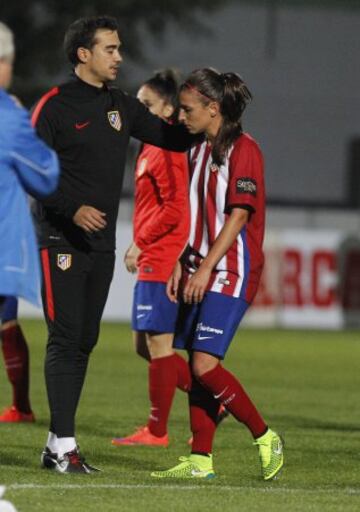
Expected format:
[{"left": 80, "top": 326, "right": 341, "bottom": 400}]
[
  {"left": 198, "top": 364, "right": 267, "bottom": 438},
  {"left": 189, "top": 379, "right": 219, "bottom": 454},
  {"left": 173, "top": 353, "right": 191, "bottom": 392},
  {"left": 1, "top": 325, "right": 32, "bottom": 413},
  {"left": 147, "top": 354, "right": 178, "bottom": 437}
]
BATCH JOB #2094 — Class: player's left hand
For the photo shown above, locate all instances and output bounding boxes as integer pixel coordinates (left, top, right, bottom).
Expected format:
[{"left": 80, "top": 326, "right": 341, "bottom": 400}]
[{"left": 183, "top": 266, "right": 211, "bottom": 304}]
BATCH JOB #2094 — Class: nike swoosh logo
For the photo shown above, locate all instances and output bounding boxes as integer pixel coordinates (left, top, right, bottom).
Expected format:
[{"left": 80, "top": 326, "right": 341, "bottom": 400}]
[
  {"left": 273, "top": 441, "right": 283, "bottom": 455},
  {"left": 197, "top": 335, "right": 213, "bottom": 340},
  {"left": 137, "top": 314, "right": 145, "bottom": 319},
  {"left": 191, "top": 469, "right": 209, "bottom": 477},
  {"left": 75, "top": 121, "right": 90, "bottom": 130},
  {"left": 214, "top": 386, "right": 228, "bottom": 400},
  {"left": 55, "top": 461, "right": 68, "bottom": 473}
]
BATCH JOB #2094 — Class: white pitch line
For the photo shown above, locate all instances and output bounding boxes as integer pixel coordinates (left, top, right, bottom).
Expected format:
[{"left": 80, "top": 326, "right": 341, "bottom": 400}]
[{"left": 7, "top": 484, "right": 360, "bottom": 495}]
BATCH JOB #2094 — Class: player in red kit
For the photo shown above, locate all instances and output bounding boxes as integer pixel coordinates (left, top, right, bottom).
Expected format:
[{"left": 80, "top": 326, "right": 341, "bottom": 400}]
[
  {"left": 112, "top": 70, "right": 192, "bottom": 447},
  {"left": 151, "top": 68, "right": 284, "bottom": 480},
  {"left": 0, "top": 297, "right": 35, "bottom": 423}
]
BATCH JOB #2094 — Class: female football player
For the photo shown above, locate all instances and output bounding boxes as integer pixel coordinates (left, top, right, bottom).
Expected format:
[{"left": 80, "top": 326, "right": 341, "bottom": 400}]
[
  {"left": 0, "top": 297, "right": 35, "bottom": 423},
  {"left": 111, "top": 70, "right": 192, "bottom": 447},
  {"left": 151, "top": 68, "right": 284, "bottom": 480}
]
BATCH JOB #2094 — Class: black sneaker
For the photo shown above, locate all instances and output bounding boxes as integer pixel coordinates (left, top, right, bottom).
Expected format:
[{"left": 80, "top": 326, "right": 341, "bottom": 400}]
[
  {"left": 55, "top": 448, "right": 100, "bottom": 474},
  {"left": 41, "top": 446, "right": 58, "bottom": 469}
]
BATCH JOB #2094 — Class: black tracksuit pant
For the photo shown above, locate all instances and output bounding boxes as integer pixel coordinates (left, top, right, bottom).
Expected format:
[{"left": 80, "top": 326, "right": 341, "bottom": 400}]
[{"left": 40, "top": 246, "right": 115, "bottom": 437}]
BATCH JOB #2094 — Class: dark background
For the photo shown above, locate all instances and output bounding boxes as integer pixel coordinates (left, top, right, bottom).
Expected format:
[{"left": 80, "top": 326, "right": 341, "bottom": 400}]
[{"left": 2, "top": 0, "right": 360, "bottom": 207}]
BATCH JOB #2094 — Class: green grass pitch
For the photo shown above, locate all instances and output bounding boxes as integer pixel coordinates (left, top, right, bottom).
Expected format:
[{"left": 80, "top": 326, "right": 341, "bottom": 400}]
[{"left": 0, "top": 320, "right": 359, "bottom": 511}]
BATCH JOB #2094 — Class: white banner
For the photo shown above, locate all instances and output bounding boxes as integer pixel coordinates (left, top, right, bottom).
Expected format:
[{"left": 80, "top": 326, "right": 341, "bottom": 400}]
[
  {"left": 278, "top": 230, "right": 343, "bottom": 329},
  {"left": 19, "top": 224, "right": 360, "bottom": 330}
]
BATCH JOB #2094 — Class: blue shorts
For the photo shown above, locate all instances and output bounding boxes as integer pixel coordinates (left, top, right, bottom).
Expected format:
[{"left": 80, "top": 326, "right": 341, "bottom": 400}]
[
  {"left": 173, "top": 291, "right": 249, "bottom": 359},
  {"left": 132, "top": 281, "right": 179, "bottom": 333},
  {"left": 1, "top": 296, "right": 18, "bottom": 324}
]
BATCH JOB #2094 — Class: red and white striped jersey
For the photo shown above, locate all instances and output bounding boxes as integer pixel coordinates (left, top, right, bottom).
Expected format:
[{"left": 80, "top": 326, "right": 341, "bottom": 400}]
[{"left": 184, "top": 133, "right": 265, "bottom": 302}]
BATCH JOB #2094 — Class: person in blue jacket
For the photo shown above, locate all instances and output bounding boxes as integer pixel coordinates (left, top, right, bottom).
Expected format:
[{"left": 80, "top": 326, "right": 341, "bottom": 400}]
[
  {"left": 0, "top": 21, "right": 59, "bottom": 311},
  {"left": 0, "top": 21, "right": 59, "bottom": 423}
]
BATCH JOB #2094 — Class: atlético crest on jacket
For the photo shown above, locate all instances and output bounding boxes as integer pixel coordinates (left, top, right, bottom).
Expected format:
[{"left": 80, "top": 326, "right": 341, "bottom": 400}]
[
  {"left": 107, "top": 110, "right": 122, "bottom": 131},
  {"left": 57, "top": 254, "right": 72, "bottom": 271}
]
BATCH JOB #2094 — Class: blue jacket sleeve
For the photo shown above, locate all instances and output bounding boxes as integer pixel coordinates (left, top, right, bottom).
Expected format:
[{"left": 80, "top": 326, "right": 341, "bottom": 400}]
[{"left": 10, "top": 107, "right": 59, "bottom": 199}]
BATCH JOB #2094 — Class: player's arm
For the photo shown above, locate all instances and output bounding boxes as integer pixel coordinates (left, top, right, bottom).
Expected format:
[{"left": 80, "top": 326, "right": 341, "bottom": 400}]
[
  {"left": 130, "top": 152, "right": 189, "bottom": 276},
  {"left": 167, "top": 260, "right": 183, "bottom": 303},
  {"left": 124, "top": 241, "right": 141, "bottom": 273},
  {"left": 184, "top": 140, "right": 262, "bottom": 304},
  {"left": 136, "top": 152, "right": 189, "bottom": 248},
  {"left": 127, "top": 94, "right": 198, "bottom": 152},
  {"left": 183, "top": 208, "right": 249, "bottom": 304}
]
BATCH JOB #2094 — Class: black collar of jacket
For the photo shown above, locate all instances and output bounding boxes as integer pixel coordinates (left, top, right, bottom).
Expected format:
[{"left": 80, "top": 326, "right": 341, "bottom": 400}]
[{"left": 67, "top": 71, "right": 110, "bottom": 97}]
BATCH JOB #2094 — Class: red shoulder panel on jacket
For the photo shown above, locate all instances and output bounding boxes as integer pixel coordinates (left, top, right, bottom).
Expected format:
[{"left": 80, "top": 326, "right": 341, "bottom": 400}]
[{"left": 31, "top": 87, "right": 59, "bottom": 127}]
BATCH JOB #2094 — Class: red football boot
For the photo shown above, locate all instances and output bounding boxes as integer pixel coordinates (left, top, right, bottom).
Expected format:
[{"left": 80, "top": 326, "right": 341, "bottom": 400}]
[
  {"left": 0, "top": 405, "right": 35, "bottom": 423},
  {"left": 112, "top": 426, "right": 169, "bottom": 447}
]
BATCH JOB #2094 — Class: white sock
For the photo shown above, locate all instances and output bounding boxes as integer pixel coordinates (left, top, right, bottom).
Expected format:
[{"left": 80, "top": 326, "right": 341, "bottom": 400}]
[
  {"left": 57, "top": 437, "right": 77, "bottom": 458},
  {"left": 46, "top": 431, "right": 58, "bottom": 453}
]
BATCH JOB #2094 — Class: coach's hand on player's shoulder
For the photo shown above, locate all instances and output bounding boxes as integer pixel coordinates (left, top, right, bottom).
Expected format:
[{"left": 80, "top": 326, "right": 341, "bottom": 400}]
[
  {"left": 167, "top": 261, "right": 182, "bottom": 303},
  {"left": 73, "top": 205, "right": 107, "bottom": 233},
  {"left": 183, "top": 266, "right": 211, "bottom": 304},
  {"left": 124, "top": 242, "right": 141, "bottom": 273}
]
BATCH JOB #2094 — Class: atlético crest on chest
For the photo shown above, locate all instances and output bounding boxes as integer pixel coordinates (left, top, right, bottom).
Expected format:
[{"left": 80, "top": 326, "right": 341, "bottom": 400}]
[
  {"left": 57, "top": 254, "right": 72, "bottom": 271},
  {"left": 107, "top": 110, "right": 122, "bottom": 131}
]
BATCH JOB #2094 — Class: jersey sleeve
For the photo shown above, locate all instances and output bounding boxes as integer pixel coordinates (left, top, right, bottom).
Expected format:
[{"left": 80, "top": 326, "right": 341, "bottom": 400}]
[
  {"left": 225, "top": 139, "right": 264, "bottom": 214},
  {"left": 125, "top": 94, "right": 196, "bottom": 152},
  {"left": 135, "top": 151, "right": 189, "bottom": 249},
  {"left": 11, "top": 106, "right": 59, "bottom": 198},
  {"left": 32, "top": 90, "right": 82, "bottom": 219}
]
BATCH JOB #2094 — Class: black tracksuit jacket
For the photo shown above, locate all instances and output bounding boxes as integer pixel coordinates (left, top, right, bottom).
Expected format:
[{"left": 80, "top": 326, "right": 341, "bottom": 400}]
[{"left": 32, "top": 74, "right": 193, "bottom": 252}]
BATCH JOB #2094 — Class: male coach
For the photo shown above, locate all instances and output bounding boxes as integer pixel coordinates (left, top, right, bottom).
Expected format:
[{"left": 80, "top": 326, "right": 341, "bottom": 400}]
[{"left": 32, "top": 15, "right": 193, "bottom": 474}]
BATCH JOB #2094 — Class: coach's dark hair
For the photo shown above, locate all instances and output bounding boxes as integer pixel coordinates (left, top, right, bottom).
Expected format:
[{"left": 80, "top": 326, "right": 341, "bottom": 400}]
[
  {"left": 143, "top": 69, "right": 180, "bottom": 123},
  {"left": 181, "top": 68, "right": 252, "bottom": 165},
  {"left": 64, "top": 15, "right": 118, "bottom": 66}
]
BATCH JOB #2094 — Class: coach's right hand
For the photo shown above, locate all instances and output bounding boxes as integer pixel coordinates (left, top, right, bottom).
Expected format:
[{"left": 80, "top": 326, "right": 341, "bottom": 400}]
[{"left": 73, "top": 205, "right": 107, "bottom": 233}]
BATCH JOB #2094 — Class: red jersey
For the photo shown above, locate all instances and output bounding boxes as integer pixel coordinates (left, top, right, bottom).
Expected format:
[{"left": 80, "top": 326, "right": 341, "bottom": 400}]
[
  {"left": 134, "top": 143, "right": 190, "bottom": 282},
  {"left": 184, "top": 133, "right": 265, "bottom": 302}
]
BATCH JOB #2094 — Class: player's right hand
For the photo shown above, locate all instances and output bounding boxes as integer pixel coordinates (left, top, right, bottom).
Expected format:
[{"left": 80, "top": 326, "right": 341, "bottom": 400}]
[
  {"left": 124, "top": 242, "right": 141, "bottom": 273},
  {"left": 73, "top": 205, "right": 107, "bottom": 233},
  {"left": 166, "top": 261, "right": 182, "bottom": 303}
]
